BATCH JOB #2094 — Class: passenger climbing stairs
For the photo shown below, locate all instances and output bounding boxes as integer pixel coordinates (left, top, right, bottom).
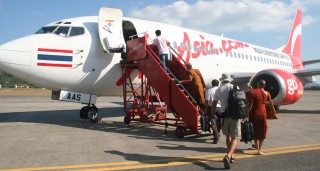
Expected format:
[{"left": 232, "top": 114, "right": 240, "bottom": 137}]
[{"left": 118, "top": 35, "right": 207, "bottom": 138}]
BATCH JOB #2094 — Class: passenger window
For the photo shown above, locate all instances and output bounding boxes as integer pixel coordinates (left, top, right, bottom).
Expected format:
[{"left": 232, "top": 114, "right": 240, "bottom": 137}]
[
  {"left": 193, "top": 45, "right": 198, "bottom": 52},
  {"left": 69, "top": 27, "right": 85, "bottom": 37},
  {"left": 180, "top": 43, "right": 185, "bottom": 50},
  {"left": 55, "top": 26, "right": 70, "bottom": 37},
  {"left": 173, "top": 42, "right": 177, "bottom": 48},
  {"left": 187, "top": 44, "right": 191, "bottom": 51},
  {"left": 230, "top": 52, "right": 233, "bottom": 57},
  {"left": 210, "top": 49, "right": 214, "bottom": 55}
]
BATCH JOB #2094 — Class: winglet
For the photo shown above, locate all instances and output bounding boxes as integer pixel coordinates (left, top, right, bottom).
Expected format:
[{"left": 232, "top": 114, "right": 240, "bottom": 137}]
[{"left": 282, "top": 9, "right": 303, "bottom": 70}]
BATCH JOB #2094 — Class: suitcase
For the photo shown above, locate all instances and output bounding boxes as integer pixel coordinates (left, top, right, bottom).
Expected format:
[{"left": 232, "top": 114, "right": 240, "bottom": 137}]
[
  {"left": 240, "top": 119, "right": 254, "bottom": 144},
  {"left": 200, "top": 115, "right": 220, "bottom": 144}
]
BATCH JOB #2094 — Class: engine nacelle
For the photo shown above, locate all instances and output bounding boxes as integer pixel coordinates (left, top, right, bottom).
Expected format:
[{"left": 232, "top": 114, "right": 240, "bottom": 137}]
[{"left": 249, "top": 69, "right": 304, "bottom": 105}]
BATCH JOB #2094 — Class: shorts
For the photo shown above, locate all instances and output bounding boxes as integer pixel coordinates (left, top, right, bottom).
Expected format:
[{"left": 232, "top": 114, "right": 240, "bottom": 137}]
[{"left": 221, "top": 117, "right": 241, "bottom": 138}]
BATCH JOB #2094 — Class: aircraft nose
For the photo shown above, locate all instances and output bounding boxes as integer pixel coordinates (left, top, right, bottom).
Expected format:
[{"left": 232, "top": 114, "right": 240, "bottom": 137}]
[{"left": 0, "top": 36, "right": 31, "bottom": 81}]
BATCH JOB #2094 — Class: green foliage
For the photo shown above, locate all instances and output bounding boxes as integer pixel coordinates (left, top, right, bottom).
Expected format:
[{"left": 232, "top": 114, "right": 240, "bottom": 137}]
[{"left": 0, "top": 71, "right": 37, "bottom": 88}]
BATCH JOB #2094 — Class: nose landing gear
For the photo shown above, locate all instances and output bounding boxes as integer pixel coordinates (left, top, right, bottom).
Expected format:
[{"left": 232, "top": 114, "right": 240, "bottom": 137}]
[{"left": 80, "top": 104, "right": 98, "bottom": 121}]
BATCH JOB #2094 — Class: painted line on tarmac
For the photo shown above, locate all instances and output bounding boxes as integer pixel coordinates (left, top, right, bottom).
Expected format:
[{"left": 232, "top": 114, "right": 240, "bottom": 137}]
[{"left": 1, "top": 143, "right": 320, "bottom": 171}]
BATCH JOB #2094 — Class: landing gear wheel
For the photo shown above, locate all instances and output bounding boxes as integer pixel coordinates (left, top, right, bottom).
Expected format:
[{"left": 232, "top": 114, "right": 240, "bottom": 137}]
[
  {"left": 175, "top": 127, "right": 186, "bottom": 138},
  {"left": 80, "top": 105, "right": 98, "bottom": 121},
  {"left": 124, "top": 115, "right": 131, "bottom": 125},
  {"left": 87, "top": 106, "right": 98, "bottom": 121},
  {"left": 275, "top": 105, "right": 280, "bottom": 111},
  {"left": 80, "top": 106, "right": 89, "bottom": 119}
]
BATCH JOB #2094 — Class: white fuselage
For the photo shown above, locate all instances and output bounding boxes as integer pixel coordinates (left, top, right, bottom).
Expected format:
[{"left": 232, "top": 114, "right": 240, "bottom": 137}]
[{"left": 0, "top": 16, "right": 299, "bottom": 96}]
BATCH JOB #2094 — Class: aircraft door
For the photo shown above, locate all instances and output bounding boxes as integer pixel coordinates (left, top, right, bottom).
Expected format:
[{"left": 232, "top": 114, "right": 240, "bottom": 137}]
[{"left": 98, "top": 7, "right": 125, "bottom": 53}]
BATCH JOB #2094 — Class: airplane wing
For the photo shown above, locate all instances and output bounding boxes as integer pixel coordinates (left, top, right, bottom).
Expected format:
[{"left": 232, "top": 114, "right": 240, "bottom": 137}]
[
  {"left": 303, "top": 59, "right": 320, "bottom": 65},
  {"left": 229, "top": 72, "right": 255, "bottom": 89},
  {"left": 294, "top": 68, "right": 320, "bottom": 77},
  {"left": 294, "top": 59, "right": 320, "bottom": 83}
]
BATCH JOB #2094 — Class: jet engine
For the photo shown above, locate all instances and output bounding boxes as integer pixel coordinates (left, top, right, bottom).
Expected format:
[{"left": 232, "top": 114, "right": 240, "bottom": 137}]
[{"left": 249, "top": 69, "right": 304, "bottom": 105}]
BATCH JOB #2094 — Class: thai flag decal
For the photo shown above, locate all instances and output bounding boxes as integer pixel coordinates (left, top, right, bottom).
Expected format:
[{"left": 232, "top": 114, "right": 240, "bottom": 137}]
[{"left": 37, "top": 48, "right": 73, "bottom": 67}]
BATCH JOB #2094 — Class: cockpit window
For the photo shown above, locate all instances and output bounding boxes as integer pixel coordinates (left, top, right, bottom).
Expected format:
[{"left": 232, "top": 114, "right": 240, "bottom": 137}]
[
  {"left": 69, "top": 27, "right": 85, "bottom": 37},
  {"left": 35, "top": 26, "right": 85, "bottom": 37},
  {"left": 54, "top": 26, "right": 70, "bottom": 37},
  {"left": 35, "top": 26, "right": 58, "bottom": 34}
]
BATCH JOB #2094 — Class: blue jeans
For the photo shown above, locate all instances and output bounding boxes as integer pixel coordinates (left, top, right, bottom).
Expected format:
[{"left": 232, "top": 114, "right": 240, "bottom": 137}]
[{"left": 159, "top": 54, "right": 168, "bottom": 70}]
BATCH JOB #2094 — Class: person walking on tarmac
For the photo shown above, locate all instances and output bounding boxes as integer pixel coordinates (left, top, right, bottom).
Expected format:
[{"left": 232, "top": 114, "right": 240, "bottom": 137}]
[
  {"left": 247, "top": 79, "right": 269, "bottom": 155},
  {"left": 205, "top": 79, "right": 221, "bottom": 144},
  {"left": 153, "top": 29, "right": 170, "bottom": 71},
  {"left": 212, "top": 73, "right": 241, "bottom": 169},
  {"left": 179, "top": 63, "right": 206, "bottom": 109}
]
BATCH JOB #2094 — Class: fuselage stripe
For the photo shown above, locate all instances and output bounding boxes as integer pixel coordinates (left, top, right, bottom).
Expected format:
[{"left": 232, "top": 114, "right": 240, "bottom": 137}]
[
  {"left": 38, "top": 54, "right": 72, "bottom": 62},
  {"left": 37, "top": 63, "right": 72, "bottom": 67},
  {"left": 38, "top": 48, "right": 73, "bottom": 53}
]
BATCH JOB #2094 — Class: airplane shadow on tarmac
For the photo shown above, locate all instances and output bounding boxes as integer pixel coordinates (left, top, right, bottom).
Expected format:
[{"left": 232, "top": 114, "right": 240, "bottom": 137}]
[
  {"left": 279, "top": 109, "right": 320, "bottom": 114},
  {"left": 0, "top": 106, "right": 231, "bottom": 170},
  {"left": 0, "top": 106, "right": 216, "bottom": 143},
  {"left": 104, "top": 149, "right": 226, "bottom": 170}
]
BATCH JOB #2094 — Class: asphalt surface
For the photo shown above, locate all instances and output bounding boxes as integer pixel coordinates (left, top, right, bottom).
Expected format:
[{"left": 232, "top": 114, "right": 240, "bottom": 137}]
[{"left": 0, "top": 91, "right": 319, "bottom": 171}]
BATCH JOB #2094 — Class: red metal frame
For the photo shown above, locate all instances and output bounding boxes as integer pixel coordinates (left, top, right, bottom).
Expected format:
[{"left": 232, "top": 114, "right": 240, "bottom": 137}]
[
  {"left": 120, "top": 35, "right": 203, "bottom": 135},
  {"left": 121, "top": 61, "right": 183, "bottom": 126}
]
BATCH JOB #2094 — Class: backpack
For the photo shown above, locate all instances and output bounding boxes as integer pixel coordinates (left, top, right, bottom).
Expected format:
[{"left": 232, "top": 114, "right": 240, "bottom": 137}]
[{"left": 227, "top": 86, "right": 248, "bottom": 119}]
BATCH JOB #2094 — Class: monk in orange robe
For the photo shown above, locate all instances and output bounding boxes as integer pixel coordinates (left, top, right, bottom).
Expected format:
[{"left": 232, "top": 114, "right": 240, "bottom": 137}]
[{"left": 180, "top": 63, "right": 206, "bottom": 107}]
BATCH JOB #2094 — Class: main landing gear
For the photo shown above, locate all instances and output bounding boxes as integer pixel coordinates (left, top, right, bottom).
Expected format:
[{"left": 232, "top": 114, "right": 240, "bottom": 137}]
[{"left": 79, "top": 104, "right": 98, "bottom": 121}]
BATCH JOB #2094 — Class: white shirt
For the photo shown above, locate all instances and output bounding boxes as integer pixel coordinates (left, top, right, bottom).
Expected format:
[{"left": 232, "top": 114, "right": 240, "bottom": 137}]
[
  {"left": 205, "top": 86, "right": 221, "bottom": 107},
  {"left": 213, "top": 83, "right": 233, "bottom": 113},
  {"left": 153, "top": 35, "right": 169, "bottom": 55}
]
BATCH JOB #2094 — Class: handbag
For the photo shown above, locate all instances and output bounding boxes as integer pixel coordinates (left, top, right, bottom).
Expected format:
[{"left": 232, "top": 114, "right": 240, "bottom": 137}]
[
  {"left": 266, "top": 104, "right": 278, "bottom": 119},
  {"left": 265, "top": 92, "right": 278, "bottom": 119}
]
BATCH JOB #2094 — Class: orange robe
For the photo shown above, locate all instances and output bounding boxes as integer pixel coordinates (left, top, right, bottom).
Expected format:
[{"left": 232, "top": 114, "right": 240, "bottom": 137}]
[
  {"left": 248, "top": 89, "right": 268, "bottom": 140},
  {"left": 186, "top": 69, "right": 206, "bottom": 105}
]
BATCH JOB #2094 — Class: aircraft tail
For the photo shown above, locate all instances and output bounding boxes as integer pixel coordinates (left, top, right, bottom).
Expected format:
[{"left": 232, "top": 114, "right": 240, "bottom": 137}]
[{"left": 281, "top": 9, "right": 303, "bottom": 69}]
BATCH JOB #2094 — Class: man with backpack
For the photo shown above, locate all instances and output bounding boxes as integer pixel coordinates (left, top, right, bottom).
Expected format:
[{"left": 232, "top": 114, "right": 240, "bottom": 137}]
[{"left": 211, "top": 73, "right": 242, "bottom": 169}]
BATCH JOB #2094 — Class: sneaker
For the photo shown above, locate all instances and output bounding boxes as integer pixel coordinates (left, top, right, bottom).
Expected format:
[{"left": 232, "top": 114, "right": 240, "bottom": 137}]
[
  {"left": 223, "top": 155, "right": 230, "bottom": 169},
  {"left": 213, "top": 137, "right": 219, "bottom": 144}
]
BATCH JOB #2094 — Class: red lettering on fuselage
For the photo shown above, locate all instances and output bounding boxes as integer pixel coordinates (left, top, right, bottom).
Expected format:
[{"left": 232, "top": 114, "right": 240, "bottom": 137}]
[
  {"left": 177, "top": 32, "right": 215, "bottom": 63},
  {"left": 177, "top": 32, "right": 192, "bottom": 63},
  {"left": 177, "top": 32, "right": 249, "bottom": 63},
  {"left": 222, "top": 40, "right": 249, "bottom": 52}
]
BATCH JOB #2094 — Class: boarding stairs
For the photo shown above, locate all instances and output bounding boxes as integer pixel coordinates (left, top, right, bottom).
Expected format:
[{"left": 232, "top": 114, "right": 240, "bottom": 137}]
[{"left": 118, "top": 36, "right": 206, "bottom": 138}]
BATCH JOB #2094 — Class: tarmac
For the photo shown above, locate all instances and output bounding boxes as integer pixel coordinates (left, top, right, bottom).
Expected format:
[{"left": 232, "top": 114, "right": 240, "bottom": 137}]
[{"left": 0, "top": 91, "right": 319, "bottom": 171}]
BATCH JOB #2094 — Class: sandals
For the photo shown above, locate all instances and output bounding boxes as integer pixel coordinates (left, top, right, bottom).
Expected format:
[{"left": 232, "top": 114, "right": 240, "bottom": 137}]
[
  {"left": 223, "top": 155, "right": 231, "bottom": 169},
  {"left": 230, "top": 157, "right": 235, "bottom": 163}
]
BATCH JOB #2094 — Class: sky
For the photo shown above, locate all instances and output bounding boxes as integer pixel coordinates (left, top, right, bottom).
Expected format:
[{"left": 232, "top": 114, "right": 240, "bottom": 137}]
[{"left": 0, "top": 0, "right": 319, "bottom": 82}]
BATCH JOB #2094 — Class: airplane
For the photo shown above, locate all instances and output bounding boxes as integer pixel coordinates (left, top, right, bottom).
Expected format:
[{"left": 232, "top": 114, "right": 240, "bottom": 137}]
[{"left": 0, "top": 7, "right": 319, "bottom": 137}]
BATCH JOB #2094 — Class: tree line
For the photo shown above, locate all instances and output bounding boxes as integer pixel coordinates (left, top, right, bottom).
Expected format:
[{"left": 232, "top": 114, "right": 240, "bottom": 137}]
[{"left": 0, "top": 71, "right": 38, "bottom": 88}]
